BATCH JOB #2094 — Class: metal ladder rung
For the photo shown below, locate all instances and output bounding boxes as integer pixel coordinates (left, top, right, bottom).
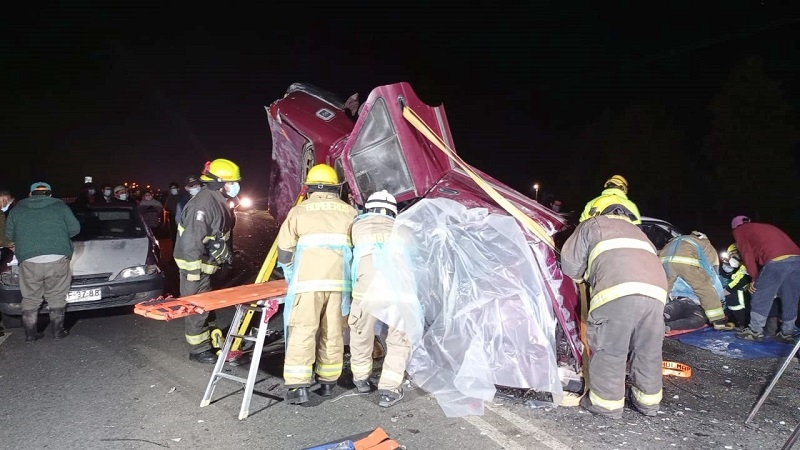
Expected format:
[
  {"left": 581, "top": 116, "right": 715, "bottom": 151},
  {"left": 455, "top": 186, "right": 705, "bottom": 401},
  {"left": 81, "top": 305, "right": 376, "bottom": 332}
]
[
  {"left": 214, "top": 372, "right": 248, "bottom": 384},
  {"left": 199, "top": 299, "right": 280, "bottom": 420}
]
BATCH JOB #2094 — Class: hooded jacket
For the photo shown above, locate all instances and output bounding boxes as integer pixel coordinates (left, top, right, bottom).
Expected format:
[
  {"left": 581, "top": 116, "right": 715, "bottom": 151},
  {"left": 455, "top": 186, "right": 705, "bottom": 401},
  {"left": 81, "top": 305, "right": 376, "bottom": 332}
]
[{"left": 5, "top": 195, "right": 80, "bottom": 262}]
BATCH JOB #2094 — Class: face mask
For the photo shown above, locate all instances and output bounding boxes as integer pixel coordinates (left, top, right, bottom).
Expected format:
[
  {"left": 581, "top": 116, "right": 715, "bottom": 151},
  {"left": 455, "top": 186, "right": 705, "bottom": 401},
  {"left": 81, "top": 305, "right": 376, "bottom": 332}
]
[
  {"left": 722, "top": 264, "right": 734, "bottom": 274},
  {"left": 189, "top": 187, "right": 201, "bottom": 196},
  {"left": 88, "top": 189, "right": 96, "bottom": 195},
  {"left": 119, "top": 194, "right": 128, "bottom": 201},
  {"left": 1, "top": 204, "right": 9, "bottom": 213},
  {"left": 729, "top": 258, "right": 740, "bottom": 269},
  {"left": 144, "top": 195, "right": 153, "bottom": 201},
  {"left": 226, "top": 182, "right": 240, "bottom": 198},
  {"left": 552, "top": 205, "right": 562, "bottom": 212},
  {"left": 170, "top": 188, "right": 179, "bottom": 195},
  {"left": 103, "top": 189, "right": 112, "bottom": 196}
]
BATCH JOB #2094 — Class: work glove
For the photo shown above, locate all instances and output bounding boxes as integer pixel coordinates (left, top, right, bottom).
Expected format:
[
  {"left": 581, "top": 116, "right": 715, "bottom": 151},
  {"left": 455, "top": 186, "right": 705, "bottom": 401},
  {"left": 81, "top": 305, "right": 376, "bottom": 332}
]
[{"left": 206, "top": 233, "right": 232, "bottom": 265}]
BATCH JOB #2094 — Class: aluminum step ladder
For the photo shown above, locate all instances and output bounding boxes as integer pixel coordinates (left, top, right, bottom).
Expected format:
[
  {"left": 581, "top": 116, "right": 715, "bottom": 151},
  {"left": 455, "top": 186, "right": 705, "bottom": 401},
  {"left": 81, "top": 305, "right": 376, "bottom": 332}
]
[{"left": 200, "top": 298, "right": 280, "bottom": 420}]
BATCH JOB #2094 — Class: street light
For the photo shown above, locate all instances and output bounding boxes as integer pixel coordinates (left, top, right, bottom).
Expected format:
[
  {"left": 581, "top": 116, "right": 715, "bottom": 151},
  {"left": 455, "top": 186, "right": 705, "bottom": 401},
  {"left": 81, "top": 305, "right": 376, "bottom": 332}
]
[{"left": 533, "top": 183, "right": 540, "bottom": 202}]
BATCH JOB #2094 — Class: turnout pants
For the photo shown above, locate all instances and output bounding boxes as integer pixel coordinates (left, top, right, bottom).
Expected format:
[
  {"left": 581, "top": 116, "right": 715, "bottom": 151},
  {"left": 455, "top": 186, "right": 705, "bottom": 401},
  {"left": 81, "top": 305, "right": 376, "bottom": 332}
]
[
  {"left": 19, "top": 257, "right": 71, "bottom": 312},
  {"left": 284, "top": 291, "right": 344, "bottom": 387},
  {"left": 665, "top": 264, "right": 724, "bottom": 322},
  {"left": 181, "top": 273, "right": 216, "bottom": 354},
  {"left": 586, "top": 295, "right": 664, "bottom": 418},
  {"left": 749, "top": 256, "right": 800, "bottom": 335},
  {"left": 348, "top": 297, "right": 411, "bottom": 391}
]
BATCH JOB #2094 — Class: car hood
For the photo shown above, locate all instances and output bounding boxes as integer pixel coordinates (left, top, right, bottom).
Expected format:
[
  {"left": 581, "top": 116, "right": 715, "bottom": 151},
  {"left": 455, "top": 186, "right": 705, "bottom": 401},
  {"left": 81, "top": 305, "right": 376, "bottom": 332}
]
[{"left": 70, "top": 237, "right": 149, "bottom": 279}]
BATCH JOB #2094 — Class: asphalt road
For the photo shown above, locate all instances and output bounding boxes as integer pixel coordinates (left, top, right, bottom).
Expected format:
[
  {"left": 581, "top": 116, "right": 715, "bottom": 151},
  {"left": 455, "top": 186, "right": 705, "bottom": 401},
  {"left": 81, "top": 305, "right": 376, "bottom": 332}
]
[{"left": 2, "top": 210, "right": 800, "bottom": 449}]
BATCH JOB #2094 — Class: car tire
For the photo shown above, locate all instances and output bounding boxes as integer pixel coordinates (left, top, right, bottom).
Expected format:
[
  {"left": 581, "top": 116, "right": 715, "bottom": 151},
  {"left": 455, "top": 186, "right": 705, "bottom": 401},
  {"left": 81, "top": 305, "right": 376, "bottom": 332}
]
[{"left": 1, "top": 313, "right": 22, "bottom": 329}]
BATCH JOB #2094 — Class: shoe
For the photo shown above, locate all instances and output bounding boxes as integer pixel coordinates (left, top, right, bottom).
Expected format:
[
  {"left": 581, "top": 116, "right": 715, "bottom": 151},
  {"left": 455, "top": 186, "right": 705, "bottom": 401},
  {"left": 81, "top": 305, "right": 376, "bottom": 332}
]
[
  {"left": 735, "top": 327, "right": 764, "bottom": 342},
  {"left": 353, "top": 379, "right": 372, "bottom": 393},
  {"left": 285, "top": 387, "right": 309, "bottom": 405},
  {"left": 188, "top": 350, "right": 218, "bottom": 364},
  {"left": 712, "top": 320, "right": 735, "bottom": 331},
  {"left": 317, "top": 383, "right": 336, "bottom": 397},
  {"left": 774, "top": 331, "right": 798, "bottom": 344},
  {"left": 50, "top": 308, "right": 69, "bottom": 340},
  {"left": 378, "top": 388, "right": 404, "bottom": 408},
  {"left": 22, "top": 311, "right": 43, "bottom": 343}
]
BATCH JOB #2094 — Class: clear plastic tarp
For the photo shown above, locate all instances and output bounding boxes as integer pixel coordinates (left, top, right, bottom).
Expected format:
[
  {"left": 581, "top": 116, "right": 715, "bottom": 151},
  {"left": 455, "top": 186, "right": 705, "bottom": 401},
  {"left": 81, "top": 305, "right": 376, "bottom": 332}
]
[{"left": 361, "top": 197, "right": 562, "bottom": 417}]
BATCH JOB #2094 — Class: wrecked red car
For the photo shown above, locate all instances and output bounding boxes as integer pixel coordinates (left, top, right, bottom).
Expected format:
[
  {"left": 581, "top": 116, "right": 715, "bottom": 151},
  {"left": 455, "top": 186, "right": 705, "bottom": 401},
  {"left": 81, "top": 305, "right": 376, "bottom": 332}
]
[{"left": 266, "top": 82, "right": 583, "bottom": 415}]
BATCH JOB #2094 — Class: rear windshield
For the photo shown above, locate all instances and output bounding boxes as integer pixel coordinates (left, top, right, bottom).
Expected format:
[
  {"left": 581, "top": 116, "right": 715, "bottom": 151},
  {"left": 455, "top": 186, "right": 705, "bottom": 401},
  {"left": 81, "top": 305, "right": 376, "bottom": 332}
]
[{"left": 70, "top": 206, "right": 147, "bottom": 241}]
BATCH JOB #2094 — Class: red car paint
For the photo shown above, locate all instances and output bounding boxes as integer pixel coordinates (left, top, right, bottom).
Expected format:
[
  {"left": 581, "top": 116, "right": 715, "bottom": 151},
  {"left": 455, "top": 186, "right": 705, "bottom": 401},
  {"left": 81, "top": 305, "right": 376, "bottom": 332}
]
[{"left": 266, "top": 82, "right": 582, "bottom": 371}]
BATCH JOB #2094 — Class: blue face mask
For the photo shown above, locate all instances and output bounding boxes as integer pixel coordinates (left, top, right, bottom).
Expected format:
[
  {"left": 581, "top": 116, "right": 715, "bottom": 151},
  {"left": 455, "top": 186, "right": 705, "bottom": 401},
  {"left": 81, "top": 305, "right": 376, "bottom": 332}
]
[
  {"left": 226, "top": 182, "right": 240, "bottom": 198},
  {"left": 188, "top": 187, "right": 201, "bottom": 196}
]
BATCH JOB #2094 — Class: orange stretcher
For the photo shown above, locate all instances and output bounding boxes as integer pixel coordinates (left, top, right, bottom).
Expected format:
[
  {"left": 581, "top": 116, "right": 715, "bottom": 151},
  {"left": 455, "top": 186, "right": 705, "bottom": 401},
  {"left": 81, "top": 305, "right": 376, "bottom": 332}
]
[{"left": 133, "top": 280, "right": 288, "bottom": 321}]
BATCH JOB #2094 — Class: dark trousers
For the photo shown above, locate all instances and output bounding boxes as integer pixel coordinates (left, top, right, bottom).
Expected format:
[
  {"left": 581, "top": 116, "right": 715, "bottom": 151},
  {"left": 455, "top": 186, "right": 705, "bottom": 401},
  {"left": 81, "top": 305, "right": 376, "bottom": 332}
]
[
  {"left": 180, "top": 273, "right": 216, "bottom": 354},
  {"left": 664, "top": 298, "right": 707, "bottom": 331}
]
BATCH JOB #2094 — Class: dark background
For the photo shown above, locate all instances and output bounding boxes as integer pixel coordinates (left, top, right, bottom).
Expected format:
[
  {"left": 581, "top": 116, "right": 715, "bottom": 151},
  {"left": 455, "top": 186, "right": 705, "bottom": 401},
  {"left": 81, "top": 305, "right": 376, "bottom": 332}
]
[{"left": 2, "top": 1, "right": 799, "bottom": 246}]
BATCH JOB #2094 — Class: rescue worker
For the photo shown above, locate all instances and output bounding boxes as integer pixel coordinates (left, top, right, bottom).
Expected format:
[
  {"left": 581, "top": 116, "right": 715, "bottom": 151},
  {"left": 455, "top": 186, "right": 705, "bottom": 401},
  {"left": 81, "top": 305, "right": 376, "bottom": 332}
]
[
  {"left": 277, "top": 164, "right": 358, "bottom": 404},
  {"left": 720, "top": 244, "right": 751, "bottom": 327},
  {"left": 659, "top": 231, "right": 733, "bottom": 330},
  {"left": 579, "top": 175, "right": 641, "bottom": 225},
  {"left": 348, "top": 190, "right": 411, "bottom": 408},
  {"left": 561, "top": 203, "right": 667, "bottom": 418},
  {"left": 731, "top": 216, "right": 800, "bottom": 343},
  {"left": 173, "top": 158, "right": 239, "bottom": 363}
]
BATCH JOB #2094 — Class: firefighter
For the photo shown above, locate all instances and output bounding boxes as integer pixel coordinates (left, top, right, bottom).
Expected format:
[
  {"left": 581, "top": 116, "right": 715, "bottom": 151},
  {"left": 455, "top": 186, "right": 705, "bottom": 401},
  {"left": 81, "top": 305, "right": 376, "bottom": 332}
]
[
  {"left": 660, "top": 231, "right": 733, "bottom": 330},
  {"left": 720, "top": 243, "right": 751, "bottom": 327},
  {"left": 579, "top": 175, "right": 641, "bottom": 225},
  {"left": 561, "top": 203, "right": 667, "bottom": 418},
  {"left": 277, "top": 164, "right": 358, "bottom": 404},
  {"left": 348, "top": 190, "right": 410, "bottom": 408},
  {"left": 173, "top": 158, "right": 239, "bottom": 364}
]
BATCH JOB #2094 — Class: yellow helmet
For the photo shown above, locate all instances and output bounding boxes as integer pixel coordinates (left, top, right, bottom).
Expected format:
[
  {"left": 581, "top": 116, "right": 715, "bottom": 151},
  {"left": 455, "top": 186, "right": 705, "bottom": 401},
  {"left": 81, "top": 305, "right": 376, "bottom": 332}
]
[
  {"left": 604, "top": 174, "right": 628, "bottom": 193},
  {"left": 305, "top": 164, "right": 339, "bottom": 185},
  {"left": 201, "top": 158, "right": 241, "bottom": 182},
  {"left": 726, "top": 243, "right": 738, "bottom": 254}
]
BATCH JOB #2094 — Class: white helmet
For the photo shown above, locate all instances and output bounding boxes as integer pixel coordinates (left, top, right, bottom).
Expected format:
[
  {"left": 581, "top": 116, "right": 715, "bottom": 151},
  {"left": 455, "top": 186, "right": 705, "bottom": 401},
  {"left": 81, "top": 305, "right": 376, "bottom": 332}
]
[{"left": 365, "top": 190, "right": 398, "bottom": 216}]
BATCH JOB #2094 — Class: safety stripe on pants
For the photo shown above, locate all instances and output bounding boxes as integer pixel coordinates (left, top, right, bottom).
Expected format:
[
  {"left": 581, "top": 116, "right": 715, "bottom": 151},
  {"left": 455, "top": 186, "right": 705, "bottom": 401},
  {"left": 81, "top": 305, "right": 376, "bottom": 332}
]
[
  {"left": 185, "top": 331, "right": 210, "bottom": 345},
  {"left": 631, "top": 386, "right": 662, "bottom": 406},
  {"left": 589, "top": 390, "right": 624, "bottom": 411}
]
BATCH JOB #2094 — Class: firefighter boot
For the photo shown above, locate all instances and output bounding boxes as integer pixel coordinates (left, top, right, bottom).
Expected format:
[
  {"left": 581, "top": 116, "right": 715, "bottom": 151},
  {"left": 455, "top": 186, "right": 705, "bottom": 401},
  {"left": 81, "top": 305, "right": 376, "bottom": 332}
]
[
  {"left": 285, "top": 387, "right": 310, "bottom": 405},
  {"left": 317, "top": 382, "right": 336, "bottom": 397},
  {"left": 50, "top": 308, "right": 69, "bottom": 340},
  {"left": 22, "top": 311, "right": 43, "bottom": 343}
]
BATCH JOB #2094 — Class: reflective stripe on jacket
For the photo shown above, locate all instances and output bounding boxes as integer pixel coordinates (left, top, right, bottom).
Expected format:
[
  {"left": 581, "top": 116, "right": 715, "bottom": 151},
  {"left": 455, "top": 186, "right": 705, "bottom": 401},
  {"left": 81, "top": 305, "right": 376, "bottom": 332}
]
[{"left": 561, "top": 215, "right": 668, "bottom": 311}]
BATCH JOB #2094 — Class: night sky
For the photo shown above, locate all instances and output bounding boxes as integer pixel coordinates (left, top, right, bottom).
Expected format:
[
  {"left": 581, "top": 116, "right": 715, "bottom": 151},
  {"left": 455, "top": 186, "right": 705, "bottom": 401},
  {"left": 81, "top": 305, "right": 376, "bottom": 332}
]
[{"left": 3, "top": 2, "right": 799, "bottom": 238}]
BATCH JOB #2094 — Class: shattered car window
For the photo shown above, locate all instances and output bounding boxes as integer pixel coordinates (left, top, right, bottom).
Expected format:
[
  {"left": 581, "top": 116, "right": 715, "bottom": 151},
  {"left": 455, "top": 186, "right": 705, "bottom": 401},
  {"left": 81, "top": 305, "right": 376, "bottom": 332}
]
[{"left": 349, "top": 98, "right": 414, "bottom": 197}]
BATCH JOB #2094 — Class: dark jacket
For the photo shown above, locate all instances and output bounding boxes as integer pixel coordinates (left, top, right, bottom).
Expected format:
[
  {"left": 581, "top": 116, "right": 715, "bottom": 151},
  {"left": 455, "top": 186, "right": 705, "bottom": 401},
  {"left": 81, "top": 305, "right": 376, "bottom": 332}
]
[
  {"left": 173, "top": 187, "right": 233, "bottom": 279},
  {"left": 5, "top": 196, "right": 80, "bottom": 262}
]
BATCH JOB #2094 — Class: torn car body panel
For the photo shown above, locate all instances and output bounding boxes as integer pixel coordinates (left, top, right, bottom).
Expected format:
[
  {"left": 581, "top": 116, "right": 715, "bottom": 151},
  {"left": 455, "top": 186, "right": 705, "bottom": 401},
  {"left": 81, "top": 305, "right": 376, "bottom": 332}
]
[{"left": 266, "top": 82, "right": 582, "bottom": 406}]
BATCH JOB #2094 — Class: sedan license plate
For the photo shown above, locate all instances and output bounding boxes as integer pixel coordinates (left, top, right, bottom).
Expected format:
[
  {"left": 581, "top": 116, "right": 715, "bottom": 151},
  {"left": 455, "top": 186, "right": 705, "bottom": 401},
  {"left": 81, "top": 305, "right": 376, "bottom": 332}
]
[{"left": 67, "top": 288, "right": 102, "bottom": 303}]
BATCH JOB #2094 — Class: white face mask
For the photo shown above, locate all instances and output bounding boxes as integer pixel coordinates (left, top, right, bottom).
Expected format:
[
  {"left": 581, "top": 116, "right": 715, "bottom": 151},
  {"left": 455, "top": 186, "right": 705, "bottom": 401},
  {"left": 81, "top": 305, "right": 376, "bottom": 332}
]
[
  {"left": 88, "top": 189, "right": 96, "bottom": 195},
  {"left": 729, "top": 258, "right": 740, "bottom": 269},
  {"left": 188, "top": 187, "right": 201, "bottom": 196},
  {"left": 722, "top": 264, "right": 734, "bottom": 274},
  {"left": 119, "top": 194, "right": 128, "bottom": 201},
  {"left": 1, "top": 204, "right": 9, "bottom": 213},
  {"left": 103, "top": 189, "right": 112, "bottom": 196},
  {"left": 170, "top": 188, "right": 179, "bottom": 195}
]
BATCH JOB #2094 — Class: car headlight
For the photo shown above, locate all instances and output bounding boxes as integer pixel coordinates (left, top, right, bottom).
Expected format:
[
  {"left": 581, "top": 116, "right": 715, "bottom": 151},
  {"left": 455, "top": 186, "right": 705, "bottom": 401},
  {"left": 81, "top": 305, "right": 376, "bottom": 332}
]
[
  {"left": 115, "top": 264, "right": 160, "bottom": 280},
  {"left": 0, "top": 271, "right": 20, "bottom": 286}
]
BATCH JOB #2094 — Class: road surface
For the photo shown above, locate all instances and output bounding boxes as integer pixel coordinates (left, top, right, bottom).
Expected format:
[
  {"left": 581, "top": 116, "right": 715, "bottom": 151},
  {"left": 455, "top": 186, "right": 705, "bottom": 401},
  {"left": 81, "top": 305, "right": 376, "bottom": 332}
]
[{"left": 1, "top": 210, "right": 799, "bottom": 449}]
